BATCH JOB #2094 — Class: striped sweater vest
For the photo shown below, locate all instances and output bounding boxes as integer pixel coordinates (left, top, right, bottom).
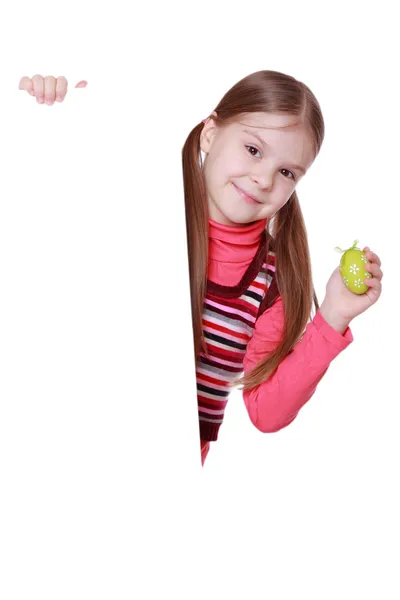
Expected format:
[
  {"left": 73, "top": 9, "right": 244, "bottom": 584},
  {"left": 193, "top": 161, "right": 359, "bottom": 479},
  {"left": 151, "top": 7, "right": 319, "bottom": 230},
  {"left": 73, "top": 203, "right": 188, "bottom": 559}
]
[{"left": 197, "top": 230, "right": 278, "bottom": 442}]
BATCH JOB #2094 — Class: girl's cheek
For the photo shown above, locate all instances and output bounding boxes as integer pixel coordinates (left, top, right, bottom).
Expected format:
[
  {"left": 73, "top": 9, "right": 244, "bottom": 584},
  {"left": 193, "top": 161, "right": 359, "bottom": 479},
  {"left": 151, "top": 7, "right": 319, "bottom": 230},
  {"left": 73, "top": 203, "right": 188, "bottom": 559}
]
[{"left": 228, "top": 155, "right": 247, "bottom": 174}]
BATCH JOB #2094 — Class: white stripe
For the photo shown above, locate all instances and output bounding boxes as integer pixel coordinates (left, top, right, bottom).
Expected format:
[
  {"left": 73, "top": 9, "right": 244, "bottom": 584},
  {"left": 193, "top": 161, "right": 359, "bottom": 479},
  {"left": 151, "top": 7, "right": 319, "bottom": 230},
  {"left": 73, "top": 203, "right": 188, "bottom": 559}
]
[
  {"left": 196, "top": 366, "right": 234, "bottom": 383},
  {"left": 198, "top": 390, "right": 230, "bottom": 401},
  {"left": 254, "top": 273, "right": 267, "bottom": 284},
  {"left": 203, "top": 311, "right": 252, "bottom": 335},
  {"left": 247, "top": 283, "right": 264, "bottom": 295},
  {"left": 207, "top": 339, "right": 244, "bottom": 354},
  {"left": 241, "top": 293, "right": 261, "bottom": 308}
]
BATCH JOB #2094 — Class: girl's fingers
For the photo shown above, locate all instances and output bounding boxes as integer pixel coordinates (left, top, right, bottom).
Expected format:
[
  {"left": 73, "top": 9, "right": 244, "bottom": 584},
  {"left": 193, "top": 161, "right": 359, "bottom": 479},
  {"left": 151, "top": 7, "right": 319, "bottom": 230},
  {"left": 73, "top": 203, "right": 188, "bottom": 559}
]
[
  {"left": 44, "top": 75, "right": 57, "bottom": 105},
  {"left": 363, "top": 247, "right": 381, "bottom": 267},
  {"left": 55, "top": 76, "right": 68, "bottom": 102},
  {"left": 364, "top": 276, "right": 382, "bottom": 293},
  {"left": 365, "top": 283, "right": 381, "bottom": 305},
  {"left": 19, "top": 76, "right": 35, "bottom": 95},
  {"left": 20, "top": 74, "right": 84, "bottom": 104},
  {"left": 32, "top": 74, "right": 45, "bottom": 104},
  {"left": 364, "top": 262, "right": 383, "bottom": 280},
  {"left": 368, "top": 252, "right": 381, "bottom": 267}
]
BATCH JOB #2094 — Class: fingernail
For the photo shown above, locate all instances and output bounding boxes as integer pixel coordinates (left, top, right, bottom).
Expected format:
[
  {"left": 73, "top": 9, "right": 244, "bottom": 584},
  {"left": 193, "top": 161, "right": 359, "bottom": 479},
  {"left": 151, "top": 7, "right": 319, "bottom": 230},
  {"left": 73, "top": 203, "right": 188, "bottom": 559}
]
[
  {"left": 46, "top": 99, "right": 52, "bottom": 105},
  {"left": 56, "top": 95, "right": 62, "bottom": 101},
  {"left": 38, "top": 96, "right": 44, "bottom": 104}
]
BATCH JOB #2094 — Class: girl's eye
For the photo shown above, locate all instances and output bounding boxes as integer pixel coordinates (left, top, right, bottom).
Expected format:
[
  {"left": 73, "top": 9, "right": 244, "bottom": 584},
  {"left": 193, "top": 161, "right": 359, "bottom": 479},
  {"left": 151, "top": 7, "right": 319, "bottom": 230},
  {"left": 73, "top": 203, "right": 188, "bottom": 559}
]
[
  {"left": 280, "top": 169, "right": 296, "bottom": 181},
  {"left": 245, "top": 145, "right": 261, "bottom": 158}
]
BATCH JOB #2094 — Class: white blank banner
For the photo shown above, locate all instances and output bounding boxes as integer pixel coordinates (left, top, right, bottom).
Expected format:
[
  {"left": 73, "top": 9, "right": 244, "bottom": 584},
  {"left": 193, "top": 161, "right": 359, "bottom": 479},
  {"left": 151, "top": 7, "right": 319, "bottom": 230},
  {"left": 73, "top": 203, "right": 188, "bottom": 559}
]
[{"left": 0, "top": 1, "right": 399, "bottom": 599}]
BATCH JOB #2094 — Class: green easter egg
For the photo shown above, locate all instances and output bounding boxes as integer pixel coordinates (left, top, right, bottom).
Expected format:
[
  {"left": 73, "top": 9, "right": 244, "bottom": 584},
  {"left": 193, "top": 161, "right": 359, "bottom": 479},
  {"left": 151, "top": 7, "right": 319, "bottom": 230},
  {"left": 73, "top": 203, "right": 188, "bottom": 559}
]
[{"left": 336, "top": 242, "right": 371, "bottom": 294}]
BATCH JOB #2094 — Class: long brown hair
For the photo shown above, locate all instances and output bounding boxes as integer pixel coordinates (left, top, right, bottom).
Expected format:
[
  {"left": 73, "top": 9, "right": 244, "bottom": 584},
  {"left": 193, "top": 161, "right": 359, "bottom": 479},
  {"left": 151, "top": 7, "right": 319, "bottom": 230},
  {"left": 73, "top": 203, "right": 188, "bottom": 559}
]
[{"left": 182, "top": 70, "right": 324, "bottom": 391}]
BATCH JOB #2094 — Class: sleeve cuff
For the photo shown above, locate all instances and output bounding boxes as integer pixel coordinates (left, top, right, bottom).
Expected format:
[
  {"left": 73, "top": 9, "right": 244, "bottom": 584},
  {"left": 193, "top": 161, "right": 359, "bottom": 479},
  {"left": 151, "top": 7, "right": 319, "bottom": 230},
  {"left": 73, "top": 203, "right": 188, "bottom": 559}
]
[{"left": 313, "top": 309, "right": 354, "bottom": 350}]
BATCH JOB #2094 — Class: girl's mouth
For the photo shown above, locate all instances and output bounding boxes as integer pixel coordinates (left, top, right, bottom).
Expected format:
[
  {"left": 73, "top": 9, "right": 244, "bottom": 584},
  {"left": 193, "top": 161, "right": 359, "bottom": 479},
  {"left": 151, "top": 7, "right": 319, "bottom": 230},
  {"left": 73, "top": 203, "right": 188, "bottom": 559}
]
[{"left": 233, "top": 183, "right": 262, "bottom": 206}]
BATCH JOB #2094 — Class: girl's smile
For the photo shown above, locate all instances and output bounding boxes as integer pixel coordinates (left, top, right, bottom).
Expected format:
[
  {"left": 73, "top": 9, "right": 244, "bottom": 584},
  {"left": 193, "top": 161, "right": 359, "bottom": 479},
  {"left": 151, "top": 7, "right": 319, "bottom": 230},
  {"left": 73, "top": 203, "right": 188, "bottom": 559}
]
[{"left": 232, "top": 182, "right": 264, "bottom": 206}]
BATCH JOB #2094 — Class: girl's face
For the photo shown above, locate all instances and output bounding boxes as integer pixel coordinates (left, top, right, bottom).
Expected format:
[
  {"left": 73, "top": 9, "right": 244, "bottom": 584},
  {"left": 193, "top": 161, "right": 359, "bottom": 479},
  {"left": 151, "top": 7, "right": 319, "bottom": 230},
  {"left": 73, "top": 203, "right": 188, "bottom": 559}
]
[{"left": 200, "top": 112, "right": 316, "bottom": 226}]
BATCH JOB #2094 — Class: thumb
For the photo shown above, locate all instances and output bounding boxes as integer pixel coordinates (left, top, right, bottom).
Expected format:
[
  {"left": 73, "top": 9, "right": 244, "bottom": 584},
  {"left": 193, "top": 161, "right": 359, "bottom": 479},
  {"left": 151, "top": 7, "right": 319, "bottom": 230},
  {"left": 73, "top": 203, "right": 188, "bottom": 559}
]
[
  {"left": 75, "top": 80, "right": 88, "bottom": 88},
  {"left": 18, "top": 76, "right": 35, "bottom": 95}
]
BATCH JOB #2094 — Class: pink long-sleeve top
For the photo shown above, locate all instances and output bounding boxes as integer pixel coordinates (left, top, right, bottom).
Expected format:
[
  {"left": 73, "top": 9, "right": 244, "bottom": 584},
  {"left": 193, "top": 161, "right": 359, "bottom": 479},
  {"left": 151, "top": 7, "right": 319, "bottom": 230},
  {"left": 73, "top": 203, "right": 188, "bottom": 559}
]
[{"left": 200, "top": 217, "right": 353, "bottom": 463}]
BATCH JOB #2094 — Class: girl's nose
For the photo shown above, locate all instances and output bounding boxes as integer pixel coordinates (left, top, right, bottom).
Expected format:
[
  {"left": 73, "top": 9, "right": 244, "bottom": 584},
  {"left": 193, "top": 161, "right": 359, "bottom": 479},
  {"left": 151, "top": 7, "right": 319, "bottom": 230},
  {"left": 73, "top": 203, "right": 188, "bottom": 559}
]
[{"left": 251, "top": 168, "right": 274, "bottom": 191}]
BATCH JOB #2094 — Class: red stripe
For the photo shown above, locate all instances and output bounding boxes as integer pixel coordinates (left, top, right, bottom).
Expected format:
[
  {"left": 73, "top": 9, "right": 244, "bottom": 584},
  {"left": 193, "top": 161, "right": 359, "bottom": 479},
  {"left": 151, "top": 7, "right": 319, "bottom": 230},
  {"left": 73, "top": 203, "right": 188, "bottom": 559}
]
[
  {"left": 206, "top": 340, "right": 245, "bottom": 356},
  {"left": 198, "top": 395, "right": 228, "bottom": 408},
  {"left": 198, "top": 396, "right": 227, "bottom": 408},
  {"left": 197, "top": 372, "right": 229, "bottom": 387},
  {"left": 251, "top": 279, "right": 265, "bottom": 290},
  {"left": 203, "top": 319, "right": 250, "bottom": 341},
  {"left": 206, "top": 345, "right": 244, "bottom": 363}
]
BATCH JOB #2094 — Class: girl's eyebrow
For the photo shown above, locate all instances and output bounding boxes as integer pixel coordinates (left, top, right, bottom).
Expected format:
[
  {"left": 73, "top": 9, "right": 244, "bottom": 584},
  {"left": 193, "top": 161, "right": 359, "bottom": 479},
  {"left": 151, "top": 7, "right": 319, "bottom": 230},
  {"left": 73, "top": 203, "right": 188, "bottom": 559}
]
[
  {"left": 243, "top": 128, "right": 268, "bottom": 146},
  {"left": 242, "top": 128, "right": 306, "bottom": 175}
]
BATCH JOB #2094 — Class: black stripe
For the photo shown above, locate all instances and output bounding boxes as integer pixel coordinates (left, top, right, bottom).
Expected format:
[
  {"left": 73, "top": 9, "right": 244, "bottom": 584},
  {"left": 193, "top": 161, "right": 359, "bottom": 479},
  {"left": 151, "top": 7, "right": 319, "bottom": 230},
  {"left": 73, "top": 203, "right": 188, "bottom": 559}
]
[
  {"left": 204, "top": 331, "right": 247, "bottom": 351},
  {"left": 244, "top": 289, "right": 263, "bottom": 302},
  {"left": 197, "top": 383, "right": 229, "bottom": 397}
]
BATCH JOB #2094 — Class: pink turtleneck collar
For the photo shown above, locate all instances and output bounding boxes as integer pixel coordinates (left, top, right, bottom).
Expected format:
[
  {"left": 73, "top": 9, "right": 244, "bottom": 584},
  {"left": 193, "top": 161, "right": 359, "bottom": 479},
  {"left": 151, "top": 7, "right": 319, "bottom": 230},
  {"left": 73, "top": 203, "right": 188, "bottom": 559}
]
[{"left": 208, "top": 218, "right": 268, "bottom": 264}]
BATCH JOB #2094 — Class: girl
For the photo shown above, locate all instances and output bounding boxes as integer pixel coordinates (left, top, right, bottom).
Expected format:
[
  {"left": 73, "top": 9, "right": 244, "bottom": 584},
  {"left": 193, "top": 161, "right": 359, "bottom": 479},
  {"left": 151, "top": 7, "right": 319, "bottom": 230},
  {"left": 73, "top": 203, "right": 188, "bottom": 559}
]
[{"left": 182, "top": 70, "right": 383, "bottom": 466}]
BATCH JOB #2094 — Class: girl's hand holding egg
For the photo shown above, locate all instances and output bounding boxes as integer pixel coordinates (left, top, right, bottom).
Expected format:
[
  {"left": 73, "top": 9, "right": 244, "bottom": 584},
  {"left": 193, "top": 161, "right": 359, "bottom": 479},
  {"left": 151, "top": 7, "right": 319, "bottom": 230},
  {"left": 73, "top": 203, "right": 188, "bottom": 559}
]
[{"left": 319, "top": 241, "right": 383, "bottom": 333}]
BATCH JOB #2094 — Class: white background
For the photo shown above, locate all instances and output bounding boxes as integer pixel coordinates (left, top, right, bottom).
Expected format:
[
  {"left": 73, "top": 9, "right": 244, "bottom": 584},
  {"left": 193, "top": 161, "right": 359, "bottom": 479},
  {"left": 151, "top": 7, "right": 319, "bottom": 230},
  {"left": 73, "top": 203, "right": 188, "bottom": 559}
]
[{"left": 0, "top": 1, "right": 399, "bottom": 598}]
